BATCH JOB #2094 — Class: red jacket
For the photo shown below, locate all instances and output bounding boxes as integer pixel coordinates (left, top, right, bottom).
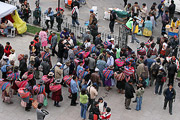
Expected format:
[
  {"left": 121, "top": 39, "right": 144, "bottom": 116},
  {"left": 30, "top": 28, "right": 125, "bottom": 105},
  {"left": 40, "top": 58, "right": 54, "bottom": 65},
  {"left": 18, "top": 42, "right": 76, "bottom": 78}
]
[{"left": 4, "top": 46, "right": 12, "bottom": 57}]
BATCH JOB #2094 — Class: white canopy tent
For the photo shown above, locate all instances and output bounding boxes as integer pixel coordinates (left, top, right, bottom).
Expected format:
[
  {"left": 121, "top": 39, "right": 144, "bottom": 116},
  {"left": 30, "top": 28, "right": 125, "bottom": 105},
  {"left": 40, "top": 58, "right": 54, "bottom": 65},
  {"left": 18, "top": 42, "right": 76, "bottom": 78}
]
[{"left": 0, "top": 2, "right": 17, "bottom": 19}]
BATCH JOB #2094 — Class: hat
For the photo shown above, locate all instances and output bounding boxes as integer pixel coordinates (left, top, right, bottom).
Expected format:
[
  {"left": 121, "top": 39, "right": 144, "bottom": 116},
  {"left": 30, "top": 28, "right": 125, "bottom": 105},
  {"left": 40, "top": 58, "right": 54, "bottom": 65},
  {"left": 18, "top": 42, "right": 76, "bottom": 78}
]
[
  {"left": 3, "top": 56, "right": 8, "bottom": 59},
  {"left": 10, "top": 49, "right": 15, "bottom": 53},
  {"left": 85, "top": 66, "right": 89, "bottom": 70},
  {"left": 48, "top": 72, "right": 54, "bottom": 76},
  {"left": 55, "top": 79, "right": 61, "bottom": 84},
  {"left": 110, "top": 38, "right": 114, "bottom": 41},
  {"left": 93, "top": 82, "right": 98, "bottom": 87},
  {"left": 91, "top": 53, "right": 96, "bottom": 58},
  {"left": 174, "top": 35, "right": 177, "bottom": 38},
  {"left": 109, "top": 65, "right": 114, "bottom": 70},
  {"left": 52, "top": 31, "right": 56, "bottom": 34},
  {"left": 90, "top": 9, "right": 94, "bottom": 12},
  {"left": 57, "top": 62, "right": 62, "bottom": 66},
  {"left": 39, "top": 80, "right": 44, "bottom": 85},
  {"left": 159, "top": 66, "right": 163, "bottom": 70},
  {"left": 66, "top": 61, "right": 71, "bottom": 66},
  {"left": 98, "top": 97, "right": 103, "bottom": 101},
  {"left": 95, "top": 67, "right": 99, "bottom": 72},
  {"left": 164, "top": 34, "right": 168, "bottom": 38}
]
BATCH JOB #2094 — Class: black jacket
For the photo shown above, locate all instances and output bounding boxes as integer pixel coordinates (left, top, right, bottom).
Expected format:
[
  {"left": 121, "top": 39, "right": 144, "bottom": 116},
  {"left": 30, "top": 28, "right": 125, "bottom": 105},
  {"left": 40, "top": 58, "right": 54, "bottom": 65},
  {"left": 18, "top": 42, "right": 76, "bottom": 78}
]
[
  {"left": 110, "top": 11, "right": 116, "bottom": 22},
  {"left": 0, "top": 44, "right": 4, "bottom": 60},
  {"left": 169, "top": 3, "right": 176, "bottom": 14},
  {"left": 125, "top": 83, "right": 135, "bottom": 99},
  {"left": 92, "top": 106, "right": 100, "bottom": 117},
  {"left": 57, "top": 42, "right": 65, "bottom": 58},
  {"left": 163, "top": 88, "right": 176, "bottom": 100},
  {"left": 19, "top": 59, "right": 28, "bottom": 72},
  {"left": 168, "top": 63, "right": 177, "bottom": 75}
]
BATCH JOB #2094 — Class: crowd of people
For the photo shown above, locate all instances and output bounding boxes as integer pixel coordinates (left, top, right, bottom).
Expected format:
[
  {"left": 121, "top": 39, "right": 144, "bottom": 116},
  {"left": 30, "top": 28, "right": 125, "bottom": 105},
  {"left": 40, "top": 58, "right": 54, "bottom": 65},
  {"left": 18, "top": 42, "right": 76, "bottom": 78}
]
[{"left": 0, "top": 0, "right": 180, "bottom": 120}]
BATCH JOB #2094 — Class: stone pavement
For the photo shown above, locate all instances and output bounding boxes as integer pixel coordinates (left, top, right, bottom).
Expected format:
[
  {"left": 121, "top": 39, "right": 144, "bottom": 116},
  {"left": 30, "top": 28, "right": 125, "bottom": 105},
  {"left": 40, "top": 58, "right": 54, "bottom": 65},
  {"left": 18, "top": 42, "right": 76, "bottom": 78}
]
[{"left": 0, "top": 35, "right": 180, "bottom": 120}]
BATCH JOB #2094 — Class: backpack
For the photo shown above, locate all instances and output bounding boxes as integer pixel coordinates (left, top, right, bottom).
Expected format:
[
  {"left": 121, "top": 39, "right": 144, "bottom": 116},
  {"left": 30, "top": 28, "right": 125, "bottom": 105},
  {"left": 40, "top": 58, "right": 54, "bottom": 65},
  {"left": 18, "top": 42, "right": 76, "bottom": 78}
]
[
  {"left": 72, "top": 10, "right": 78, "bottom": 20},
  {"left": 151, "top": 63, "right": 160, "bottom": 76}
]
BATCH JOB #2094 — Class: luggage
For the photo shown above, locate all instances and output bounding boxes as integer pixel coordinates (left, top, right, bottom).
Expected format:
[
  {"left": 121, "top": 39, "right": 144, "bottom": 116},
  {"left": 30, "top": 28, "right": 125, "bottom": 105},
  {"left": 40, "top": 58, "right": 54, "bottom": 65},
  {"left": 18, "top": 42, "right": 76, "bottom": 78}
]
[
  {"left": 18, "top": 87, "right": 30, "bottom": 98},
  {"left": 103, "top": 68, "right": 113, "bottom": 79},
  {"left": 21, "top": 100, "right": 27, "bottom": 107},
  {"left": 103, "top": 41, "right": 112, "bottom": 49},
  {"left": 90, "top": 44, "right": 96, "bottom": 53},
  {"left": 1, "top": 82, "right": 11, "bottom": 91},
  {"left": 63, "top": 75, "right": 72, "bottom": 86},
  {"left": 49, "top": 84, "right": 61, "bottom": 92},
  {"left": 15, "top": 80, "right": 28, "bottom": 88},
  {"left": 115, "top": 58, "right": 125, "bottom": 67},
  {"left": 32, "top": 100, "right": 38, "bottom": 109}
]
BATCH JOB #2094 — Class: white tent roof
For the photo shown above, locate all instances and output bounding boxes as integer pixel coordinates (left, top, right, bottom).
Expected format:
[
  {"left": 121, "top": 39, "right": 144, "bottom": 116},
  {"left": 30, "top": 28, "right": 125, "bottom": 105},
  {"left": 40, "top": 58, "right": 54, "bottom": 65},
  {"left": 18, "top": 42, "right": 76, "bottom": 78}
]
[{"left": 0, "top": 2, "right": 17, "bottom": 18}]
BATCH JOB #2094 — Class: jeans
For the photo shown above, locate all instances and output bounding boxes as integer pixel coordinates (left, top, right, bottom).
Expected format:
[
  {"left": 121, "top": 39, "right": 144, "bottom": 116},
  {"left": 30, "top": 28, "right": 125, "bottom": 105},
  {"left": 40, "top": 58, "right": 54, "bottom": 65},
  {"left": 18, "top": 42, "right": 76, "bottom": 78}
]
[
  {"left": 136, "top": 96, "right": 142, "bottom": 111},
  {"left": 99, "top": 72, "right": 105, "bottom": 87},
  {"left": 72, "top": 19, "right": 80, "bottom": 26},
  {"left": 156, "top": 11, "right": 163, "bottom": 19},
  {"left": 80, "top": 103, "right": 88, "bottom": 119},
  {"left": 4, "top": 26, "right": 13, "bottom": 35},
  {"left": 164, "top": 99, "right": 173, "bottom": 114},
  {"left": 155, "top": 82, "right": 163, "bottom": 95},
  {"left": 131, "top": 33, "right": 139, "bottom": 43}
]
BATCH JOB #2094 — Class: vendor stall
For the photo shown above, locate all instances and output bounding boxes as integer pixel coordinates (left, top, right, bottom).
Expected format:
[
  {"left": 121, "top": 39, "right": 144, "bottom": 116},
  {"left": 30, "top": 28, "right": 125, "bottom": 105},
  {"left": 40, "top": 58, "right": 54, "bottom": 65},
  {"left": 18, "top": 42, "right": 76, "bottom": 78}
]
[{"left": 0, "top": 2, "right": 27, "bottom": 36}]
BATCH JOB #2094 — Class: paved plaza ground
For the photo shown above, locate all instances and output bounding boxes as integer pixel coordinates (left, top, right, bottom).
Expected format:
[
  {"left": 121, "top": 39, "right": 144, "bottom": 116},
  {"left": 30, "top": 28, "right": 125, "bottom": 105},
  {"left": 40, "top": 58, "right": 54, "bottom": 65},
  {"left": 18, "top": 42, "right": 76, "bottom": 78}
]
[{"left": 0, "top": 35, "right": 180, "bottom": 120}]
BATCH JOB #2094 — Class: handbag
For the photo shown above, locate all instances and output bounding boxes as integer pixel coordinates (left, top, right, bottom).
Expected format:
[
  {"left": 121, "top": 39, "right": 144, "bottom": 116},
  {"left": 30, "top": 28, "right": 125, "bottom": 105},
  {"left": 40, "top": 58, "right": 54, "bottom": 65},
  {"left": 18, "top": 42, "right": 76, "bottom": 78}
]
[
  {"left": 21, "top": 100, "right": 27, "bottom": 107},
  {"left": 32, "top": 100, "right": 38, "bottom": 109},
  {"left": 143, "top": 28, "right": 152, "bottom": 37},
  {"left": 45, "top": 16, "right": 50, "bottom": 21},
  {"left": 43, "top": 97, "right": 48, "bottom": 107}
]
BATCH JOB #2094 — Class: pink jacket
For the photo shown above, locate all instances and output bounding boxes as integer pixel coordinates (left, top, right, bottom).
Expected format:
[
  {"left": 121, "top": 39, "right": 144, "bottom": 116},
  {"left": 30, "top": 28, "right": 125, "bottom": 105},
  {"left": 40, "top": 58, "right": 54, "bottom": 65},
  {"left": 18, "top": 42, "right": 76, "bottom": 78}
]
[{"left": 39, "top": 31, "right": 48, "bottom": 47}]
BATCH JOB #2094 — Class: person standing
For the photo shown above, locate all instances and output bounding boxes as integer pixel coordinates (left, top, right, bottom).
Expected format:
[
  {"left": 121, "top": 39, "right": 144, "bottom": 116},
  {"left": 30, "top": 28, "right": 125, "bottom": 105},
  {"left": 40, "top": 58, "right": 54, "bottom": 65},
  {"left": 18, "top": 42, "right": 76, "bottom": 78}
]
[
  {"left": 131, "top": 2, "right": 140, "bottom": 17},
  {"left": 0, "top": 43, "right": 4, "bottom": 60},
  {"left": 89, "top": 9, "right": 96, "bottom": 25},
  {"left": 33, "top": 5, "right": 41, "bottom": 25},
  {"left": 131, "top": 18, "right": 140, "bottom": 44},
  {"left": 51, "top": 32, "right": 57, "bottom": 56},
  {"left": 21, "top": 0, "right": 31, "bottom": 23},
  {"left": 109, "top": 10, "right": 116, "bottom": 34},
  {"left": 163, "top": 84, "right": 176, "bottom": 115},
  {"left": 4, "top": 42, "right": 12, "bottom": 57},
  {"left": 141, "top": 3, "right": 148, "bottom": 26},
  {"left": 19, "top": 54, "right": 28, "bottom": 78},
  {"left": 167, "top": 59, "right": 177, "bottom": 86},
  {"left": 72, "top": 4, "right": 80, "bottom": 27},
  {"left": 39, "top": 28, "right": 48, "bottom": 50},
  {"left": 80, "top": 88, "right": 88, "bottom": 120},
  {"left": 55, "top": 62, "right": 63, "bottom": 80},
  {"left": 106, "top": 52, "right": 114, "bottom": 66},
  {"left": 156, "top": 1, "right": 165, "bottom": 20},
  {"left": 125, "top": 80, "right": 135, "bottom": 110},
  {"left": 70, "top": 76, "right": 78, "bottom": 106},
  {"left": 168, "top": 0, "right": 176, "bottom": 20},
  {"left": 135, "top": 86, "right": 144, "bottom": 111},
  {"left": 36, "top": 103, "right": 47, "bottom": 120},
  {"left": 44, "top": 7, "right": 54, "bottom": 29},
  {"left": 55, "top": 10, "right": 64, "bottom": 32},
  {"left": 87, "top": 83, "right": 98, "bottom": 112},
  {"left": 161, "top": 10, "right": 169, "bottom": 35}
]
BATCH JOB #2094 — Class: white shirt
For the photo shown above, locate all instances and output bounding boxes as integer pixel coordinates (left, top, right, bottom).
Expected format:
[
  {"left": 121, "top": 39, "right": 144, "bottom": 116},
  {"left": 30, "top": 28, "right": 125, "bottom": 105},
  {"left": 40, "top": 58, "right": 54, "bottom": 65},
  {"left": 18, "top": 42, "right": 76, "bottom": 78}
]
[
  {"left": 84, "top": 42, "right": 91, "bottom": 48},
  {"left": 5, "top": 20, "right": 14, "bottom": 27},
  {"left": 162, "top": 42, "right": 167, "bottom": 50}
]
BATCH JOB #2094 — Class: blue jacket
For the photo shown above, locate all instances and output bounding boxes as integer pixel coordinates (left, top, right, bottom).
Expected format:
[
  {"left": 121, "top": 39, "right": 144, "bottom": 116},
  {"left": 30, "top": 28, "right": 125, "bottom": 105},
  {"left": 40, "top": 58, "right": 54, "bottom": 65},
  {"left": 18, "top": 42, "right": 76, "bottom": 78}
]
[
  {"left": 60, "top": 31, "right": 69, "bottom": 39},
  {"left": 70, "top": 79, "right": 78, "bottom": 93},
  {"left": 44, "top": 10, "right": 54, "bottom": 20}
]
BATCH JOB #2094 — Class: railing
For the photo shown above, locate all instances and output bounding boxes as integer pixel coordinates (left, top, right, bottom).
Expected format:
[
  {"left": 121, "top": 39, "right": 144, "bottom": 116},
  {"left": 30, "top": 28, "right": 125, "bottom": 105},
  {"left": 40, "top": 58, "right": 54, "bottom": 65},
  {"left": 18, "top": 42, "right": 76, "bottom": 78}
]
[{"left": 28, "top": 11, "right": 127, "bottom": 47}]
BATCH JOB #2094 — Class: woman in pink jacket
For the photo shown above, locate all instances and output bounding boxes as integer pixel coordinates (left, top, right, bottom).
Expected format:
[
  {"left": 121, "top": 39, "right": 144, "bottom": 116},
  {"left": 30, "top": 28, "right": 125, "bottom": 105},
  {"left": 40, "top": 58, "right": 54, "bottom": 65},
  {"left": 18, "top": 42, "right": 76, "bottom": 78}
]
[{"left": 39, "top": 28, "right": 48, "bottom": 50}]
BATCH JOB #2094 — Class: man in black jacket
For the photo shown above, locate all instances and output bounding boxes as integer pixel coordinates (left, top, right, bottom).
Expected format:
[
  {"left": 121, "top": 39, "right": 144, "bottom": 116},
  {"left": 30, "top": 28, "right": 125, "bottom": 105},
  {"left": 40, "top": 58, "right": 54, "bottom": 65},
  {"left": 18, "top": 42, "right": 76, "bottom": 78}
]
[
  {"left": 92, "top": 101, "right": 100, "bottom": 119},
  {"left": 55, "top": 10, "right": 63, "bottom": 32},
  {"left": 0, "top": 44, "right": 4, "bottom": 60},
  {"left": 19, "top": 54, "right": 28, "bottom": 78},
  {"left": 163, "top": 84, "right": 176, "bottom": 115},
  {"left": 125, "top": 80, "right": 135, "bottom": 110},
  {"left": 168, "top": 0, "right": 176, "bottom": 20},
  {"left": 109, "top": 10, "right": 116, "bottom": 34},
  {"left": 168, "top": 59, "right": 177, "bottom": 86}
]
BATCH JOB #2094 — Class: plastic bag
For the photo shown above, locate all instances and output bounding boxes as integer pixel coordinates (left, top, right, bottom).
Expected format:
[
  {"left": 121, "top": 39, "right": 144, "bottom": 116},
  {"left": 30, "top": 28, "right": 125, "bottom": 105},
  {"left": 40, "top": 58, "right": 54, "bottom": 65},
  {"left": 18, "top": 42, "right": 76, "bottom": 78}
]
[{"left": 43, "top": 97, "right": 48, "bottom": 107}]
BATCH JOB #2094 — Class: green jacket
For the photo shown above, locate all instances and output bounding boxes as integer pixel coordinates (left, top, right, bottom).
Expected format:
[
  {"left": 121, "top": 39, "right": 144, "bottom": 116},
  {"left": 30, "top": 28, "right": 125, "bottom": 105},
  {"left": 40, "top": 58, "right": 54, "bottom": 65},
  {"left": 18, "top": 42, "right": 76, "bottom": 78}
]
[
  {"left": 136, "top": 87, "right": 144, "bottom": 97},
  {"left": 80, "top": 93, "right": 88, "bottom": 104}
]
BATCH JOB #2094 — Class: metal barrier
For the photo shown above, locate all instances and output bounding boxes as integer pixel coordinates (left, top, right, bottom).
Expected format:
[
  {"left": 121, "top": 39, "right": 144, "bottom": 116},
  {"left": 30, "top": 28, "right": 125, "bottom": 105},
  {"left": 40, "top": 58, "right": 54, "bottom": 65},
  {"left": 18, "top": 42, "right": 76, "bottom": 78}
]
[{"left": 28, "top": 12, "right": 127, "bottom": 47}]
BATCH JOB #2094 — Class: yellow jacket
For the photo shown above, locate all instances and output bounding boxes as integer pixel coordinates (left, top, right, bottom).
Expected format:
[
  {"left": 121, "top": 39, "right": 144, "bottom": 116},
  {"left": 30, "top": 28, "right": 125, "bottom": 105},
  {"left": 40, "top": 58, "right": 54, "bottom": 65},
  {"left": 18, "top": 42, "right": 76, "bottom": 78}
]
[{"left": 171, "top": 20, "right": 180, "bottom": 28}]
